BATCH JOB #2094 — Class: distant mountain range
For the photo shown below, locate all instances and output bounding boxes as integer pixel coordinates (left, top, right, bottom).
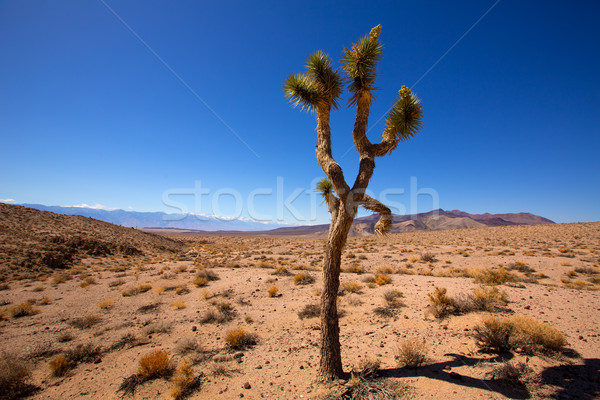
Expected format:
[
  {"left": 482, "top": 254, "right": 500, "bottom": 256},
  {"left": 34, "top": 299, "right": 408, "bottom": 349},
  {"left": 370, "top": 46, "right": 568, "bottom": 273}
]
[
  {"left": 18, "top": 204, "right": 284, "bottom": 231},
  {"left": 262, "top": 209, "right": 554, "bottom": 237},
  {"left": 16, "top": 203, "right": 553, "bottom": 236}
]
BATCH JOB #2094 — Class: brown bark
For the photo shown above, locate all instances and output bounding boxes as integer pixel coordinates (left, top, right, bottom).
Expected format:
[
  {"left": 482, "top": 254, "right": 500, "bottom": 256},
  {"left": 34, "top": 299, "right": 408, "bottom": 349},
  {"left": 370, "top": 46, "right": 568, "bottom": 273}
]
[{"left": 317, "top": 202, "right": 355, "bottom": 381}]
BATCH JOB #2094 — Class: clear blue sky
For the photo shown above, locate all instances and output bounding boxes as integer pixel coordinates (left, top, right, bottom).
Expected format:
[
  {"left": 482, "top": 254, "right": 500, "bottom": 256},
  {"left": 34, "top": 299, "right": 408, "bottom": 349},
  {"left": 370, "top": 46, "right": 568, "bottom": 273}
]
[{"left": 1, "top": 0, "right": 599, "bottom": 224}]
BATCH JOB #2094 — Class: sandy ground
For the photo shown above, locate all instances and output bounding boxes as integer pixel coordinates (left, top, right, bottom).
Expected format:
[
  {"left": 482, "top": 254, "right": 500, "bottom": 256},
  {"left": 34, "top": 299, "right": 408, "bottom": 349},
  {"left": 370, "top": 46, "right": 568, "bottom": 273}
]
[{"left": 1, "top": 222, "right": 599, "bottom": 399}]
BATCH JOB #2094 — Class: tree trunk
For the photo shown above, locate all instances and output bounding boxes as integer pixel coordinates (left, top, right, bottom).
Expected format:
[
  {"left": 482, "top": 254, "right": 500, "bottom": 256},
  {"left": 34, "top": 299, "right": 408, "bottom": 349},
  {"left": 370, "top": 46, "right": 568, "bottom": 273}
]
[{"left": 317, "top": 202, "right": 355, "bottom": 381}]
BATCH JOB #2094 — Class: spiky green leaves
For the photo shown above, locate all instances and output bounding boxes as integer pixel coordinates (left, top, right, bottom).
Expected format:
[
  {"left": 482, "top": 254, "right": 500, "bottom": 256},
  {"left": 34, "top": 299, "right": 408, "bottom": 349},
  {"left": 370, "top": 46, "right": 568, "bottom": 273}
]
[
  {"left": 341, "top": 25, "right": 383, "bottom": 106},
  {"left": 384, "top": 86, "right": 423, "bottom": 141},
  {"left": 284, "top": 73, "right": 320, "bottom": 112},
  {"left": 315, "top": 178, "right": 336, "bottom": 207},
  {"left": 284, "top": 52, "right": 343, "bottom": 113}
]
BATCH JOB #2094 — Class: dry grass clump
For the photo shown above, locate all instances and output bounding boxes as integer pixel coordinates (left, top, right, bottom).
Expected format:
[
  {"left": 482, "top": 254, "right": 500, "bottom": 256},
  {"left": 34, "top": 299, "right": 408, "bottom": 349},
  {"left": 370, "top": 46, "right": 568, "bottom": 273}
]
[
  {"left": 420, "top": 252, "right": 436, "bottom": 263},
  {"left": 170, "top": 358, "right": 200, "bottom": 400},
  {"left": 298, "top": 303, "right": 321, "bottom": 319},
  {"left": 382, "top": 289, "right": 404, "bottom": 307},
  {"left": 70, "top": 314, "right": 101, "bottom": 329},
  {"left": 49, "top": 354, "right": 73, "bottom": 377},
  {"left": 138, "top": 350, "right": 173, "bottom": 379},
  {"left": 426, "top": 286, "right": 455, "bottom": 318},
  {"left": 469, "top": 286, "right": 508, "bottom": 312},
  {"left": 474, "top": 267, "right": 518, "bottom": 285},
  {"left": 343, "top": 264, "right": 364, "bottom": 274},
  {"left": 143, "top": 321, "right": 172, "bottom": 335},
  {"left": 192, "top": 276, "right": 208, "bottom": 287},
  {"left": 224, "top": 327, "right": 257, "bottom": 349},
  {"left": 196, "top": 270, "right": 220, "bottom": 282},
  {"left": 294, "top": 272, "right": 315, "bottom": 285},
  {"left": 64, "top": 343, "right": 101, "bottom": 364},
  {"left": 341, "top": 281, "right": 363, "bottom": 294},
  {"left": 8, "top": 301, "right": 39, "bottom": 318},
  {"left": 487, "top": 360, "right": 539, "bottom": 389},
  {"left": 474, "top": 315, "right": 566, "bottom": 354},
  {"left": 273, "top": 266, "right": 290, "bottom": 276},
  {"left": 172, "top": 301, "right": 187, "bottom": 310},
  {"left": 0, "top": 351, "right": 32, "bottom": 398},
  {"left": 375, "top": 265, "right": 394, "bottom": 274},
  {"left": 375, "top": 273, "right": 392, "bottom": 286},
  {"left": 267, "top": 285, "right": 279, "bottom": 297},
  {"left": 98, "top": 299, "right": 114, "bottom": 310},
  {"left": 323, "top": 357, "right": 405, "bottom": 399},
  {"left": 427, "top": 286, "right": 509, "bottom": 318},
  {"left": 395, "top": 337, "right": 429, "bottom": 368},
  {"left": 199, "top": 301, "right": 236, "bottom": 324}
]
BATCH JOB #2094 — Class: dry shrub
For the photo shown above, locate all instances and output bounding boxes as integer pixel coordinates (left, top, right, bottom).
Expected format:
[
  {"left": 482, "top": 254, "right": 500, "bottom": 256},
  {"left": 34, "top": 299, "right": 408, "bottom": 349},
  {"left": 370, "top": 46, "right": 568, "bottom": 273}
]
[
  {"left": 57, "top": 332, "right": 74, "bottom": 343},
  {"left": 420, "top": 252, "right": 436, "bottom": 263},
  {"left": 469, "top": 286, "right": 508, "bottom": 312},
  {"left": 0, "top": 351, "right": 31, "bottom": 398},
  {"left": 342, "top": 281, "right": 362, "bottom": 294},
  {"left": 474, "top": 315, "right": 566, "bottom": 354},
  {"left": 138, "top": 350, "right": 172, "bottom": 379},
  {"left": 193, "top": 276, "right": 208, "bottom": 287},
  {"left": 509, "top": 315, "right": 567, "bottom": 353},
  {"left": 267, "top": 285, "right": 279, "bottom": 297},
  {"left": 143, "top": 321, "right": 172, "bottom": 335},
  {"left": 474, "top": 268, "right": 518, "bottom": 285},
  {"left": 343, "top": 264, "right": 364, "bottom": 274},
  {"left": 375, "top": 274, "right": 391, "bottom": 286},
  {"left": 298, "top": 303, "right": 320, "bottom": 319},
  {"left": 170, "top": 358, "right": 200, "bottom": 399},
  {"left": 225, "top": 328, "right": 257, "bottom": 349},
  {"left": 49, "top": 354, "right": 74, "bottom": 377},
  {"left": 172, "top": 301, "right": 187, "bottom": 310},
  {"left": 196, "top": 270, "right": 219, "bottom": 282},
  {"left": 273, "top": 266, "right": 290, "bottom": 276},
  {"left": 375, "top": 265, "right": 394, "bottom": 274},
  {"left": 382, "top": 289, "right": 404, "bottom": 307},
  {"left": 362, "top": 274, "right": 376, "bottom": 284},
  {"left": 176, "top": 338, "right": 202, "bottom": 355},
  {"left": 10, "top": 302, "right": 39, "bottom": 318},
  {"left": 395, "top": 337, "right": 428, "bottom": 368},
  {"left": 137, "top": 284, "right": 152, "bottom": 293},
  {"left": 70, "top": 314, "right": 101, "bottom": 329},
  {"left": 426, "top": 286, "right": 455, "bottom": 318},
  {"left": 64, "top": 343, "right": 101, "bottom": 363},
  {"left": 294, "top": 272, "right": 315, "bottom": 285},
  {"left": 199, "top": 302, "right": 236, "bottom": 324},
  {"left": 98, "top": 299, "right": 114, "bottom": 310}
]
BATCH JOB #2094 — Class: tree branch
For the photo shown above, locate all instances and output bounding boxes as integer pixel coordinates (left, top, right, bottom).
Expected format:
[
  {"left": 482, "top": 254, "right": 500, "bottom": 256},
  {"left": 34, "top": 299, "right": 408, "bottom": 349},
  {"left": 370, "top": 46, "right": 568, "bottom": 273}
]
[
  {"left": 355, "top": 194, "right": 393, "bottom": 234},
  {"left": 316, "top": 107, "right": 350, "bottom": 200}
]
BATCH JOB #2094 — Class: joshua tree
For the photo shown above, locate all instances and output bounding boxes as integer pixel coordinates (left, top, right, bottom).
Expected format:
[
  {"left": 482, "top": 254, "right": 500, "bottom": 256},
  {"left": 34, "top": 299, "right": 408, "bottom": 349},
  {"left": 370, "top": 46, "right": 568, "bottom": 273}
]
[{"left": 283, "top": 25, "right": 423, "bottom": 381}]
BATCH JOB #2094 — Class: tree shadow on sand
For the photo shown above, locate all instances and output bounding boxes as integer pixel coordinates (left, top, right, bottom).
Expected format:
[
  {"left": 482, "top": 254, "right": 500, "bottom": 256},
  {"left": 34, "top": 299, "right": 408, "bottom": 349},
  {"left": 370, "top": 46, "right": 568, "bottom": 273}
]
[
  {"left": 376, "top": 350, "right": 600, "bottom": 400},
  {"left": 540, "top": 357, "right": 600, "bottom": 399},
  {"left": 378, "top": 352, "right": 533, "bottom": 399}
]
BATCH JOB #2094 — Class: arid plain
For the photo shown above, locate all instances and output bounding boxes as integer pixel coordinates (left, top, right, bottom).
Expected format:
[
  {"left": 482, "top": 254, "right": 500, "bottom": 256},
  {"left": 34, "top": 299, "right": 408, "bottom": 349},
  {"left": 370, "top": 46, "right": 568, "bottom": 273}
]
[{"left": 1, "top": 204, "right": 599, "bottom": 399}]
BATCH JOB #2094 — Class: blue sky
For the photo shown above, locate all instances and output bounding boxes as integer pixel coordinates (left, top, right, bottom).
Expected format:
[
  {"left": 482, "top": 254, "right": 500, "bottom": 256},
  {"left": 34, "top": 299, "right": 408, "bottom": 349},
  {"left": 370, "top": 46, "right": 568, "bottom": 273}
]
[{"left": 1, "top": 0, "right": 599, "bottom": 224}]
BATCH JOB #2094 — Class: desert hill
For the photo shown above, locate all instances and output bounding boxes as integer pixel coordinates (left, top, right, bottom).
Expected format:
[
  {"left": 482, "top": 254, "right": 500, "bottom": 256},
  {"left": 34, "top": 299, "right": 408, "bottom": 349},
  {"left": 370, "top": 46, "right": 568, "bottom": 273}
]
[{"left": 0, "top": 203, "right": 185, "bottom": 276}]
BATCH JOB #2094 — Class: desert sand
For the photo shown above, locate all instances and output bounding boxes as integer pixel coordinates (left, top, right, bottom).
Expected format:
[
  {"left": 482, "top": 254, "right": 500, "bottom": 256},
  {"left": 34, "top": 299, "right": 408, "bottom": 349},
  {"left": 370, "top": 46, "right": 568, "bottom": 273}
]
[{"left": 1, "top": 206, "right": 599, "bottom": 399}]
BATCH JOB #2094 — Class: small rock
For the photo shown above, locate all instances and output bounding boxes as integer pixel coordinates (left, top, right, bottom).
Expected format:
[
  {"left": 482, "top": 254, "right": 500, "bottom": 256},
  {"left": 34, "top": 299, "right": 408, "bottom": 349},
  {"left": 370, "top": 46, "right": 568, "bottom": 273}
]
[
  {"left": 243, "top": 382, "right": 251, "bottom": 389},
  {"left": 191, "top": 326, "right": 197, "bottom": 332}
]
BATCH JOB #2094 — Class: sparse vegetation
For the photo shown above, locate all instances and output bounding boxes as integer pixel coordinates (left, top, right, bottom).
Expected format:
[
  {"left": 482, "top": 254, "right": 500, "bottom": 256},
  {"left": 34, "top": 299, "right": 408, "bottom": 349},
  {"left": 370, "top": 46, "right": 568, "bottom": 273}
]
[
  {"left": 0, "top": 351, "right": 32, "bottom": 398},
  {"left": 70, "top": 314, "right": 101, "bottom": 329},
  {"left": 474, "top": 315, "right": 566, "bottom": 354},
  {"left": 224, "top": 327, "right": 257, "bottom": 349},
  {"left": 138, "top": 350, "right": 172, "bottom": 379},
  {"left": 395, "top": 337, "right": 428, "bottom": 368},
  {"left": 298, "top": 304, "right": 321, "bottom": 319},
  {"left": 267, "top": 285, "right": 279, "bottom": 297},
  {"left": 293, "top": 272, "right": 315, "bottom": 285}
]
